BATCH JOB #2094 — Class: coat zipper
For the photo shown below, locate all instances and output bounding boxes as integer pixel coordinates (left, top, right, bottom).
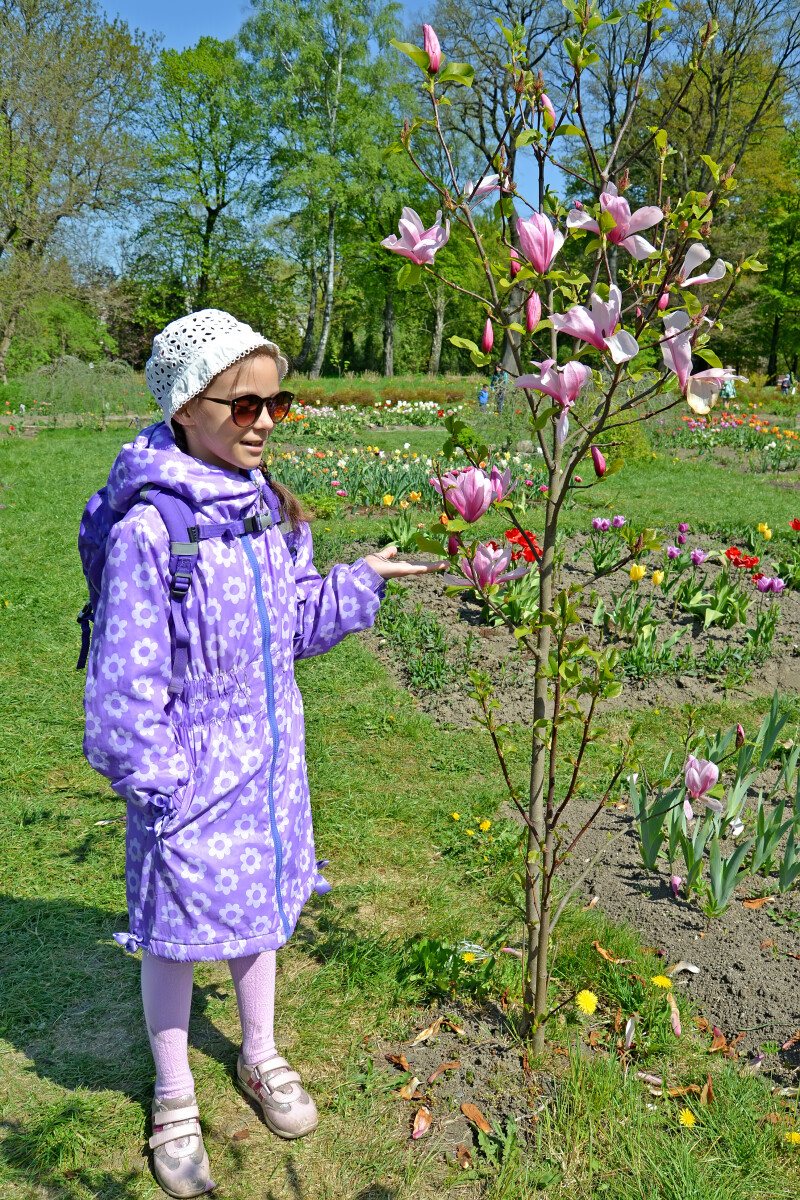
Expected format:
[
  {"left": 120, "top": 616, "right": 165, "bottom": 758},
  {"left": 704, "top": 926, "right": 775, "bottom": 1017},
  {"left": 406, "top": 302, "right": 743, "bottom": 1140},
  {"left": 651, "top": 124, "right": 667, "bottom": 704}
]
[{"left": 241, "top": 534, "right": 291, "bottom": 939}]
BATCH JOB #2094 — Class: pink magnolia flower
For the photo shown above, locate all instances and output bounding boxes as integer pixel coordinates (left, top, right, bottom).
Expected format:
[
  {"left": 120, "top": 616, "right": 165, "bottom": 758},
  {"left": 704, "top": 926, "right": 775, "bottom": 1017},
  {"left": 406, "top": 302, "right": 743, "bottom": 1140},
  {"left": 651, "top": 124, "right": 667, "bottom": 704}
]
[
  {"left": 445, "top": 542, "right": 529, "bottom": 590},
  {"left": 515, "top": 358, "right": 592, "bottom": 444},
  {"left": 687, "top": 367, "right": 748, "bottom": 415},
  {"left": 423, "top": 24, "right": 441, "bottom": 72},
  {"left": 566, "top": 181, "right": 663, "bottom": 260},
  {"left": 551, "top": 283, "right": 639, "bottom": 364},
  {"left": 431, "top": 465, "right": 493, "bottom": 522},
  {"left": 678, "top": 243, "right": 726, "bottom": 288},
  {"left": 525, "top": 291, "right": 541, "bottom": 333},
  {"left": 591, "top": 445, "right": 606, "bottom": 477},
  {"left": 463, "top": 174, "right": 500, "bottom": 204},
  {"left": 381, "top": 207, "right": 450, "bottom": 266},
  {"left": 683, "top": 754, "right": 722, "bottom": 820},
  {"left": 481, "top": 317, "right": 494, "bottom": 354},
  {"left": 517, "top": 212, "right": 565, "bottom": 274},
  {"left": 490, "top": 464, "right": 516, "bottom": 502},
  {"left": 540, "top": 93, "right": 556, "bottom": 130}
]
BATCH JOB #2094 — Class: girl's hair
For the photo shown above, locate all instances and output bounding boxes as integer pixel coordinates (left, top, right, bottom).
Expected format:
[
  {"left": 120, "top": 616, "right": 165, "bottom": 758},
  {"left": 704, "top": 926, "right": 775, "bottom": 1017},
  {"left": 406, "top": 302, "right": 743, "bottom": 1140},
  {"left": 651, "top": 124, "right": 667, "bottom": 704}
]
[{"left": 171, "top": 346, "right": 310, "bottom": 530}]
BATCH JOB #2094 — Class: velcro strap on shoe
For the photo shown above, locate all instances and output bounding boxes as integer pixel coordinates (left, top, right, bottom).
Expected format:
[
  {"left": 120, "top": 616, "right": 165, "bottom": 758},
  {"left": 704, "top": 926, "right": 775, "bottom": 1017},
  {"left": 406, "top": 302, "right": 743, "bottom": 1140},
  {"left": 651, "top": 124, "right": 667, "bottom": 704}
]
[
  {"left": 152, "top": 1104, "right": 200, "bottom": 1125},
  {"left": 263, "top": 1070, "right": 302, "bottom": 1093},
  {"left": 149, "top": 1118, "right": 200, "bottom": 1149}
]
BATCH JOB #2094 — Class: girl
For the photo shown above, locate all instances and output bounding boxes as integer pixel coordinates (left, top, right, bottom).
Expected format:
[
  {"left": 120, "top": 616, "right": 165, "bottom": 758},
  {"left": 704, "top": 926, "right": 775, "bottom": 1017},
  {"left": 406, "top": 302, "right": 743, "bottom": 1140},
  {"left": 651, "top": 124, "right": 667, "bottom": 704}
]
[{"left": 83, "top": 309, "right": 442, "bottom": 1197}]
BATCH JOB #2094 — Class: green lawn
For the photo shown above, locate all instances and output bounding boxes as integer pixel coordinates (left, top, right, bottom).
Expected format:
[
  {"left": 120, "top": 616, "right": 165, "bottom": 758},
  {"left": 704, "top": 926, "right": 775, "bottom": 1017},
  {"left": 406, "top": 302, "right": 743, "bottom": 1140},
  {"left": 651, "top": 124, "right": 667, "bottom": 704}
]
[{"left": 1, "top": 427, "right": 800, "bottom": 1198}]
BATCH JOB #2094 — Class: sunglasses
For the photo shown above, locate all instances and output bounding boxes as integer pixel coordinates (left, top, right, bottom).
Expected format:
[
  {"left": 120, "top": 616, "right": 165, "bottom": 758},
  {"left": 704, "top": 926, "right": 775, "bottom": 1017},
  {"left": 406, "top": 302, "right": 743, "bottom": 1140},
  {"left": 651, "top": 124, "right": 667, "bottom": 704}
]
[{"left": 203, "top": 390, "right": 294, "bottom": 427}]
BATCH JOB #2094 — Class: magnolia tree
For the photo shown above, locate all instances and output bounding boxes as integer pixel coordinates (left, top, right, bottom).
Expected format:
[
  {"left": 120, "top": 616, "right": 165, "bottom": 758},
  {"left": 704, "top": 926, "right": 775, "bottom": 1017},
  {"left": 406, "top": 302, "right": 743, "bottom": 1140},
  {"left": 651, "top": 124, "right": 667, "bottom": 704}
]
[{"left": 381, "top": 4, "right": 770, "bottom": 1050}]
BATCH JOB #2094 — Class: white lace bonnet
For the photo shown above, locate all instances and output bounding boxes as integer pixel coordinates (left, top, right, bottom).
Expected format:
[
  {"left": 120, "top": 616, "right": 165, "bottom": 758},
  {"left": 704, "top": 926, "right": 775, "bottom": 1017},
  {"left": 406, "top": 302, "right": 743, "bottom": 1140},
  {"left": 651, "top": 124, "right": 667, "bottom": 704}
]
[{"left": 145, "top": 309, "right": 289, "bottom": 424}]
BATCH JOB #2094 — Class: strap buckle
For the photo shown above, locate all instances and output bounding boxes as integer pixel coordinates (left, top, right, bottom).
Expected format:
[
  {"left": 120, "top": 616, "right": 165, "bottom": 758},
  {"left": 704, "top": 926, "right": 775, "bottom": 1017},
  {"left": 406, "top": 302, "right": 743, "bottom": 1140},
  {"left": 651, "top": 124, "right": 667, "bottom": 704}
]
[
  {"left": 243, "top": 513, "right": 271, "bottom": 534},
  {"left": 170, "top": 570, "right": 192, "bottom": 599}
]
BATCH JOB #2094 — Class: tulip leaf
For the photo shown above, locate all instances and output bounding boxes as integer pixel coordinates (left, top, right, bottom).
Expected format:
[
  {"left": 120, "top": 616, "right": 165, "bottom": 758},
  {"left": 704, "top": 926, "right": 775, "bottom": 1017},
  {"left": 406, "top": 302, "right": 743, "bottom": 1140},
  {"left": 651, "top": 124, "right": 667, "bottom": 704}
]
[
  {"left": 414, "top": 534, "right": 446, "bottom": 555},
  {"left": 531, "top": 405, "right": 560, "bottom": 431},
  {"left": 437, "top": 62, "right": 474, "bottom": 87},
  {"left": 515, "top": 129, "right": 541, "bottom": 148},
  {"left": 605, "top": 457, "right": 625, "bottom": 477},
  {"left": 553, "top": 123, "right": 585, "bottom": 137},
  {"left": 397, "top": 262, "right": 422, "bottom": 289},
  {"left": 390, "top": 39, "right": 431, "bottom": 72}
]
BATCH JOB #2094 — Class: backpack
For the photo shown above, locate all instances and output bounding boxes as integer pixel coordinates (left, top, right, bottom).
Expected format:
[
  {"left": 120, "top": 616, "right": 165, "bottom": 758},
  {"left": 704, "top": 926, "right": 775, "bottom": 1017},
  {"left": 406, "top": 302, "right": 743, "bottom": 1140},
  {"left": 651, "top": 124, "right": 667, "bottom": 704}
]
[{"left": 77, "top": 482, "right": 296, "bottom": 696}]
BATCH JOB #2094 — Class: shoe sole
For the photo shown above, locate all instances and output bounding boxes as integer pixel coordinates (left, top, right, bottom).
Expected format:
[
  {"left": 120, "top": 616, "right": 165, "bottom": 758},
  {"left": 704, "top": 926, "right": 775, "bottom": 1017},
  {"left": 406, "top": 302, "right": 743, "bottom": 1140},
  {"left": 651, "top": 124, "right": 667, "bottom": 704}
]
[{"left": 235, "top": 1075, "right": 318, "bottom": 1140}]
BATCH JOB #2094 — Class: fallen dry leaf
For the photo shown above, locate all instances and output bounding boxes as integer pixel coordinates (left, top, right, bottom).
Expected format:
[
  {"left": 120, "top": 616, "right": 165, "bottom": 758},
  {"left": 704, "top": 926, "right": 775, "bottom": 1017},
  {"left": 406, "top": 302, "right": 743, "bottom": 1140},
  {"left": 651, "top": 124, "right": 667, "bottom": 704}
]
[
  {"left": 614, "top": 1007, "right": 622, "bottom": 1033},
  {"left": 552, "top": 1047, "right": 569, "bottom": 1056},
  {"left": 782, "top": 1030, "right": 800, "bottom": 1051},
  {"left": 230, "top": 1128, "right": 250, "bottom": 1141},
  {"left": 455, "top": 1142, "right": 473, "bottom": 1170},
  {"left": 636, "top": 1071, "right": 663, "bottom": 1086},
  {"left": 761, "top": 939, "right": 776, "bottom": 950},
  {"left": 666, "top": 960, "right": 700, "bottom": 976},
  {"left": 386, "top": 1053, "right": 411, "bottom": 1072},
  {"left": 667, "top": 993, "right": 682, "bottom": 1037},
  {"left": 742, "top": 897, "right": 772, "bottom": 909},
  {"left": 460, "top": 1102, "right": 492, "bottom": 1134},
  {"left": 592, "top": 940, "right": 631, "bottom": 964},
  {"left": 411, "top": 1018, "right": 442, "bottom": 1045},
  {"left": 765, "top": 1112, "right": 794, "bottom": 1126},
  {"left": 441, "top": 1019, "right": 466, "bottom": 1036},
  {"left": 399, "top": 1076, "right": 421, "bottom": 1100},
  {"left": 427, "top": 1060, "right": 460, "bottom": 1084},
  {"left": 412, "top": 1107, "right": 432, "bottom": 1139},
  {"left": 695, "top": 1017, "right": 710, "bottom": 1033},
  {"left": 709, "top": 1033, "right": 728, "bottom": 1053},
  {"left": 614, "top": 801, "right": 627, "bottom": 809},
  {"left": 588, "top": 1029, "right": 604, "bottom": 1048},
  {"left": 667, "top": 1084, "right": 702, "bottom": 1097},
  {"left": 701, "top": 1072, "right": 714, "bottom": 1106}
]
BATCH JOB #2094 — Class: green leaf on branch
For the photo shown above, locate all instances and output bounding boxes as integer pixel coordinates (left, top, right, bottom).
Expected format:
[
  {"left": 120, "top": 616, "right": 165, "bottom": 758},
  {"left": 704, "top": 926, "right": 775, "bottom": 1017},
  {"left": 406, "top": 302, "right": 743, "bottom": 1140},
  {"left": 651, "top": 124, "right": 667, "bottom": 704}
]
[
  {"left": 699, "top": 154, "right": 720, "bottom": 182},
  {"left": 742, "top": 256, "right": 767, "bottom": 272},
  {"left": 599, "top": 210, "right": 618, "bottom": 235},
  {"left": 552, "top": 123, "right": 585, "bottom": 137},
  {"left": 695, "top": 346, "right": 722, "bottom": 369},
  {"left": 442, "top": 518, "right": 469, "bottom": 532},
  {"left": 531, "top": 405, "right": 560, "bottom": 431},
  {"left": 564, "top": 36, "right": 581, "bottom": 65},
  {"left": 389, "top": 39, "right": 431, "bottom": 72},
  {"left": 449, "top": 335, "right": 479, "bottom": 354},
  {"left": 605, "top": 457, "right": 625, "bottom": 477},
  {"left": 470, "top": 350, "right": 492, "bottom": 367},
  {"left": 396, "top": 262, "right": 422, "bottom": 288},
  {"left": 437, "top": 62, "right": 474, "bottom": 87},
  {"left": 414, "top": 534, "right": 446, "bottom": 555},
  {"left": 515, "top": 129, "right": 541, "bottom": 148}
]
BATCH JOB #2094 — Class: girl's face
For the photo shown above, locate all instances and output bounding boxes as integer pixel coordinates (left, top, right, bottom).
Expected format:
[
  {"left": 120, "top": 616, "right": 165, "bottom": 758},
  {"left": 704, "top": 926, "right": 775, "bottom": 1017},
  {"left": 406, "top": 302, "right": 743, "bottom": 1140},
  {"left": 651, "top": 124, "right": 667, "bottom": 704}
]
[{"left": 173, "top": 354, "right": 279, "bottom": 472}]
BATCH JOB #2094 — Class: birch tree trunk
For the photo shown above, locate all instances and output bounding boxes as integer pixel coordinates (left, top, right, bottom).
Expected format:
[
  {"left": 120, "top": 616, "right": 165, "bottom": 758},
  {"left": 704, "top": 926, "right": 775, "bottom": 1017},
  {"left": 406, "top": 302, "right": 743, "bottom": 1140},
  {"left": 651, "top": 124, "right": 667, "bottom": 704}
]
[
  {"left": 382, "top": 282, "right": 394, "bottom": 377},
  {"left": 309, "top": 203, "right": 336, "bottom": 379},
  {"left": 427, "top": 283, "right": 446, "bottom": 375}
]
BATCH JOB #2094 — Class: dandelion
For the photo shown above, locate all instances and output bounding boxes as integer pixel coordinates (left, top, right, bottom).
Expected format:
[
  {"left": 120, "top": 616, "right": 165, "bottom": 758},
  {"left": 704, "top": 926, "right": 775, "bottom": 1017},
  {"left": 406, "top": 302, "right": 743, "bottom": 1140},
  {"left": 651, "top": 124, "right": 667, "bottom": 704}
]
[
  {"left": 785, "top": 1131, "right": 800, "bottom": 1144},
  {"left": 462, "top": 952, "right": 476, "bottom": 963},
  {"left": 479, "top": 820, "right": 491, "bottom": 831},
  {"left": 466, "top": 828, "right": 475, "bottom": 836},
  {"left": 576, "top": 990, "right": 598, "bottom": 1015},
  {"left": 678, "top": 1109, "right": 696, "bottom": 1128},
  {"left": 383, "top": 494, "right": 394, "bottom": 506},
  {"left": 651, "top": 975, "right": 672, "bottom": 989},
  {"left": 451, "top": 812, "right": 460, "bottom": 820}
]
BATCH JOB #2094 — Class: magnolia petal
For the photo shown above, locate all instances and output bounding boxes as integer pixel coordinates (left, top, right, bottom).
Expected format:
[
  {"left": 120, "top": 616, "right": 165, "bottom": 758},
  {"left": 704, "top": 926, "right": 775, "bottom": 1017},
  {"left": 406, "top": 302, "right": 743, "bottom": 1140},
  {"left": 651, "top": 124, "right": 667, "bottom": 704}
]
[
  {"left": 682, "top": 243, "right": 710, "bottom": 277},
  {"left": 686, "top": 382, "right": 718, "bottom": 415},
  {"left": 702, "top": 796, "right": 725, "bottom": 814},
  {"left": 566, "top": 208, "right": 600, "bottom": 232},
  {"left": 551, "top": 305, "right": 604, "bottom": 348},
  {"left": 621, "top": 233, "right": 659, "bottom": 260},
  {"left": 605, "top": 330, "right": 639, "bottom": 363},
  {"left": 682, "top": 259, "right": 727, "bottom": 287},
  {"left": 683, "top": 798, "right": 695, "bottom": 821},
  {"left": 667, "top": 993, "right": 682, "bottom": 1037},
  {"left": 551, "top": 227, "right": 566, "bottom": 262},
  {"left": 625, "top": 204, "right": 664, "bottom": 235},
  {"left": 625, "top": 1016, "right": 636, "bottom": 1050},
  {"left": 399, "top": 207, "right": 425, "bottom": 234},
  {"left": 556, "top": 410, "right": 570, "bottom": 444}
]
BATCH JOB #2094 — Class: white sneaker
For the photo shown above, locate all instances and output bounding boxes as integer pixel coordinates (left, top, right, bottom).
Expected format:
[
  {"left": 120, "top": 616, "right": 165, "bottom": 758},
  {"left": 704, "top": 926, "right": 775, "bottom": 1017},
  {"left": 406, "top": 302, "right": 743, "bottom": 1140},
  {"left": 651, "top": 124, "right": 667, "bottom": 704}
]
[
  {"left": 237, "top": 1054, "right": 319, "bottom": 1139},
  {"left": 149, "top": 1094, "right": 213, "bottom": 1197}
]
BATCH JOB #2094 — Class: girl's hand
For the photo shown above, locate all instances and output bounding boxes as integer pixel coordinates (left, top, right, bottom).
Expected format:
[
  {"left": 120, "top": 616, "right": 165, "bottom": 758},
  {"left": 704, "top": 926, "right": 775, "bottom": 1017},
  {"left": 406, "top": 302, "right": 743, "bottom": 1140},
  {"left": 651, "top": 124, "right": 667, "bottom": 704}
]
[{"left": 365, "top": 545, "right": 446, "bottom": 579}]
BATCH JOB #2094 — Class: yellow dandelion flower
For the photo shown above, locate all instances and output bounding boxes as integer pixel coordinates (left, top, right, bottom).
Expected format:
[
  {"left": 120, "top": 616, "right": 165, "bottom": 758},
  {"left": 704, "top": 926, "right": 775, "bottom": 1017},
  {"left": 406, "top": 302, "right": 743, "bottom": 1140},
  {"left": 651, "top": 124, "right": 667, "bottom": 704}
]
[
  {"left": 465, "top": 829, "right": 475, "bottom": 836},
  {"left": 651, "top": 975, "right": 672, "bottom": 989},
  {"left": 462, "top": 952, "right": 476, "bottom": 963},
  {"left": 575, "top": 990, "right": 598, "bottom": 1015},
  {"left": 382, "top": 494, "right": 394, "bottom": 506},
  {"left": 451, "top": 812, "right": 460, "bottom": 821},
  {"left": 785, "top": 1131, "right": 800, "bottom": 1144},
  {"left": 678, "top": 1109, "right": 696, "bottom": 1128},
  {"left": 479, "top": 820, "right": 491, "bottom": 831}
]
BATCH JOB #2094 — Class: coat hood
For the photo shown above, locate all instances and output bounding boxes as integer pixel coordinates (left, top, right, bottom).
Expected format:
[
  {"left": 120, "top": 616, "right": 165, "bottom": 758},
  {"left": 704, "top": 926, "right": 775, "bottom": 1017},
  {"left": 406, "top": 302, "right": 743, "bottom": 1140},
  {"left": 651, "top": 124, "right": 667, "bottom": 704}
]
[{"left": 107, "top": 422, "right": 265, "bottom": 521}]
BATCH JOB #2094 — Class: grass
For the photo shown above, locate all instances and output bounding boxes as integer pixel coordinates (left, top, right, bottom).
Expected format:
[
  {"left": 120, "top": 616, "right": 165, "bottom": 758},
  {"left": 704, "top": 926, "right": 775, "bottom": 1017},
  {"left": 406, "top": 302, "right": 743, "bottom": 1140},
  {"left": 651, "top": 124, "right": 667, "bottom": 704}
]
[{"left": 1, "top": 425, "right": 800, "bottom": 1197}]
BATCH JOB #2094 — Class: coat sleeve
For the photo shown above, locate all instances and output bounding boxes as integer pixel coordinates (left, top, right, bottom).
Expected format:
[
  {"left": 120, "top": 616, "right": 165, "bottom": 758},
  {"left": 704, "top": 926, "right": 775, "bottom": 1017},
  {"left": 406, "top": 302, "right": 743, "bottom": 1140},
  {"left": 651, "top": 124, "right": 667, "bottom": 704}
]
[
  {"left": 292, "top": 522, "right": 385, "bottom": 660},
  {"left": 83, "top": 505, "right": 192, "bottom": 828}
]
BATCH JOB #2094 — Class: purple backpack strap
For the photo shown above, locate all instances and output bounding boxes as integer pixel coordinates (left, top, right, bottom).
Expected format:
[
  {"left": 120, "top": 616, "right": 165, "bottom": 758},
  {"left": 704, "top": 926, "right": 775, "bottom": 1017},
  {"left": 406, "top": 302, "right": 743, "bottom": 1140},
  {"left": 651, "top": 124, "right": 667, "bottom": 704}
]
[{"left": 140, "top": 485, "right": 199, "bottom": 696}]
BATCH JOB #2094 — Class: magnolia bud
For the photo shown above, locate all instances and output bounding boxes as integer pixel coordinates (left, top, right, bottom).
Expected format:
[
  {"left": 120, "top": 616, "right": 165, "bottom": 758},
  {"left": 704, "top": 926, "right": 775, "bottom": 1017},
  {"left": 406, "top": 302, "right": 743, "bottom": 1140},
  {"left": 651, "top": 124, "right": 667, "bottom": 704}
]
[
  {"left": 481, "top": 317, "right": 494, "bottom": 354},
  {"left": 447, "top": 534, "right": 459, "bottom": 557},
  {"left": 510, "top": 249, "right": 521, "bottom": 278},
  {"left": 525, "top": 291, "right": 541, "bottom": 333},
  {"left": 658, "top": 291, "right": 670, "bottom": 311},
  {"left": 617, "top": 168, "right": 630, "bottom": 192},
  {"left": 591, "top": 445, "right": 606, "bottom": 477},
  {"left": 422, "top": 24, "right": 442, "bottom": 73}
]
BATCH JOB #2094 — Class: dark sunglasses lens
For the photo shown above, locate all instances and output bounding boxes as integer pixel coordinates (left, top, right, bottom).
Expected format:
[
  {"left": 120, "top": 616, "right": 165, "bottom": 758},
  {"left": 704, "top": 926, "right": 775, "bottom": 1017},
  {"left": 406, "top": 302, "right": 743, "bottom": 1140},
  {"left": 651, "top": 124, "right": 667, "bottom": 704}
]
[
  {"left": 269, "top": 392, "right": 293, "bottom": 422},
  {"left": 231, "top": 397, "right": 262, "bottom": 427}
]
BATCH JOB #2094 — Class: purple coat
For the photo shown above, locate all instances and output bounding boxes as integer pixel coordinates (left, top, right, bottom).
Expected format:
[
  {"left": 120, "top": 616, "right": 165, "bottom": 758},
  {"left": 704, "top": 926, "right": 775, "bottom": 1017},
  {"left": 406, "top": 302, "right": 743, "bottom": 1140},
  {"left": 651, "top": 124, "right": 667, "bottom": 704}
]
[{"left": 83, "top": 423, "right": 384, "bottom": 961}]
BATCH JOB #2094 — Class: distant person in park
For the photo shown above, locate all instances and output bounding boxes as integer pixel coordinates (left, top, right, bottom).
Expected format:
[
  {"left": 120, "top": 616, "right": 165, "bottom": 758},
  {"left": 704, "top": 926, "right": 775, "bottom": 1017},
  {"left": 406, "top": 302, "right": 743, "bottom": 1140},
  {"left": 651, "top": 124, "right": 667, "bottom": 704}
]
[
  {"left": 478, "top": 381, "right": 489, "bottom": 409},
  {"left": 79, "top": 310, "right": 443, "bottom": 1197},
  {"left": 491, "top": 361, "right": 509, "bottom": 414},
  {"left": 720, "top": 369, "right": 737, "bottom": 403}
]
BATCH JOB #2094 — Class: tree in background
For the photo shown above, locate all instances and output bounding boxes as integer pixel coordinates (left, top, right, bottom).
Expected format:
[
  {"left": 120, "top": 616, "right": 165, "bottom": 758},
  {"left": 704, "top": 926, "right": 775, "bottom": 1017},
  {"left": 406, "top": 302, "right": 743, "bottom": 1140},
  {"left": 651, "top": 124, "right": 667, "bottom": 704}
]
[{"left": 0, "top": 0, "right": 151, "bottom": 381}]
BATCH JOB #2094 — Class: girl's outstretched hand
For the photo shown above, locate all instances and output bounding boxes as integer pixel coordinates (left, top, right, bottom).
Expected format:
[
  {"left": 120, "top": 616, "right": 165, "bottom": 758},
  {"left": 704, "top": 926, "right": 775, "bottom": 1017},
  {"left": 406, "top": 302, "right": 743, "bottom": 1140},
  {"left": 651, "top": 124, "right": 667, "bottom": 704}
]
[{"left": 364, "top": 544, "right": 446, "bottom": 579}]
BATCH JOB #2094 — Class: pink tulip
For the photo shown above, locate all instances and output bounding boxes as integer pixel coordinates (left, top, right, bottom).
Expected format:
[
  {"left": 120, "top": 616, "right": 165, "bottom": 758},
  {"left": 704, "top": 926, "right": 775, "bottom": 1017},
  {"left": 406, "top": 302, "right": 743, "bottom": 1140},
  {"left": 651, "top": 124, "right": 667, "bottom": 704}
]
[
  {"left": 591, "top": 445, "right": 606, "bottom": 477},
  {"left": 517, "top": 212, "right": 565, "bottom": 274},
  {"left": 683, "top": 754, "right": 723, "bottom": 820},
  {"left": 515, "top": 358, "right": 592, "bottom": 444},
  {"left": 525, "top": 291, "right": 541, "bottom": 333},
  {"left": 735, "top": 723, "right": 745, "bottom": 749},
  {"left": 540, "top": 93, "right": 556, "bottom": 130},
  {"left": 551, "top": 283, "right": 639, "bottom": 364},
  {"left": 481, "top": 317, "right": 494, "bottom": 354},
  {"left": 490, "top": 464, "right": 516, "bottom": 502},
  {"left": 423, "top": 24, "right": 441, "bottom": 72},
  {"left": 431, "top": 465, "right": 493, "bottom": 522},
  {"left": 566, "top": 182, "right": 663, "bottom": 260},
  {"left": 463, "top": 174, "right": 500, "bottom": 204},
  {"left": 678, "top": 243, "right": 726, "bottom": 288},
  {"left": 670, "top": 875, "right": 682, "bottom": 898},
  {"left": 381, "top": 207, "right": 450, "bottom": 266},
  {"left": 510, "top": 248, "right": 521, "bottom": 278},
  {"left": 445, "top": 542, "right": 529, "bottom": 590}
]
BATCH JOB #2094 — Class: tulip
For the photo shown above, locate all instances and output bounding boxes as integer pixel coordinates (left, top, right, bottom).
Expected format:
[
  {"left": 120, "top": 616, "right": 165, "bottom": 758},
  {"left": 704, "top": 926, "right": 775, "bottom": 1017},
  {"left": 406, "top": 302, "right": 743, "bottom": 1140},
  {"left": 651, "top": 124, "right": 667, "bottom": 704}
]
[
  {"left": 551, "top": 283, "right": 639, "bottom": 364},
  {"left": 515, "top": 358, "right": 591, "bottom": 444},
  {"left": 630, "top": 563, "right": 645, "bottom": 582},
  {"left": 431, "top": 465, "right": 493, "bottom": 523},
  {"left": 612, "top": 515, "right": 626, "bottom": 529},
  {"left": 677, "top": 533, "right": 687, "bottom": 545},
  {"left": 525, "top": 291, "right": 541, "bottom": 333},
  {"left": 517, "top": 212, "right": 565, "bottom": 274},
  {"left": 670, "top": 875, "right": 682, "bottom": 898},
  {"left": 490, "top": 464, "right": 516, "bottom": 502},
  {"left": 463, "top": 174, "right": 500, "bottom": 204},
  {"left": 667, "top": 545, "right": 680, "bottom": 559},
  {"left": 690, "top": 549, "right": 707, "bottom": 566},
  {"left": 658, "top": 291, "right": 670, "bottom": 311},
  {"left": 481, "top": 317, "right": 494, "bottom": 354},
  {"left": 735, "top": 723, "right": 745, "bottom": 749},
  {"left": 678, "top": 523, "right": 689, "bottom": 533},
  {"left": 678, "top": 243, "right": 726, "bottom": 288},
  {"left": 566, "top": 181, "right": 663, "bottom": 260},
  {"left": 593, "top": 517, "right": 611, "bottom": 532},
  {"left": 591, "top": 445, "right": 606, "bottom": 477},
  {"left": 382, "top": 493, "right": 394, "bottom": 506},
  {"left": 790, "top": 518, "right": 800, "bottom": 532},
  {"left": 381, "top": 207, "right": 450, "bottom": 266},
  {"left": 540, "top": 92, "right": 556, "bottom": 130},
  {"left": 652, "top": 570, "right": 665, "bottom": 586},
  {"left": 684, "top": 755, "right": 723, "bottom": 818},
  {"left": 444, "top": 541, "right": 530, "bottom": 590},
  {"left": 756, "top": 576, "right": 772, "bottom": 593},
  {"left": 422, "top": 24, "right": 441, "bottom": 72}
]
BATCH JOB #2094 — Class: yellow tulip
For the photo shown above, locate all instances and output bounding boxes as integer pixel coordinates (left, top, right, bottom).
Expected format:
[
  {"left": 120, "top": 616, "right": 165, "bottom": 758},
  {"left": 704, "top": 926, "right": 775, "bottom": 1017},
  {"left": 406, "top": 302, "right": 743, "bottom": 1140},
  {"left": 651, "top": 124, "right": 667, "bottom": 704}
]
[
  {"left": 409, "top": 491, "right": 422, "bottom": 502},
  {"left": 630, "top": 563, "right": 645, "bottom": 582},
  {"left": 399, "top": 499, "right": 409, "bottom": 509},
  {"left": 652, "top": 570, "right": 664, "bottom": 586},
  {"left": 382, "top": 494, "right": 394, "bottom": 506}
]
